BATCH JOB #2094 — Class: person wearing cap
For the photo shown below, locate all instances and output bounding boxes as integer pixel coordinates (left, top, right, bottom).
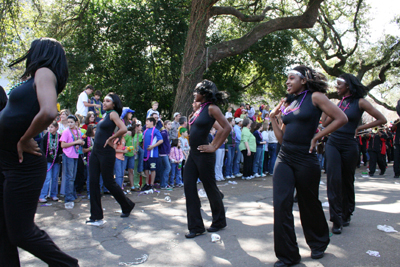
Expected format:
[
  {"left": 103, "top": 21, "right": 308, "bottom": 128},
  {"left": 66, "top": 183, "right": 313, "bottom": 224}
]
[
  {"left": 88, "top": 90, "right": 104, "bottom": 122},
  {"left": 146, "top": 101, "right": 160, "bottom": 119},
  {"left": 121, "top": 108, "right": 135, "bottom": 127},
  {"left": 76, "top": 84, "right": 101, "bottom": 118},
  {"left": 233, "top": 117, "right": 243, "bottom": 177},
  {"left": 132, "top": 119, "right": 146, "bottom": 191}
]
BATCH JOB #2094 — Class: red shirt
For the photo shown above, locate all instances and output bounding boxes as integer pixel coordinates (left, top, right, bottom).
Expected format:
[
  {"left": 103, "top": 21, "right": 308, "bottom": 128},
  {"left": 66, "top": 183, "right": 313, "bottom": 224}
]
[
  {"left": 234, "top": 108, "right": 243, "bottom": 118},
  {"left": 81, "top": 122, "right": 97, "bottom": 130}
]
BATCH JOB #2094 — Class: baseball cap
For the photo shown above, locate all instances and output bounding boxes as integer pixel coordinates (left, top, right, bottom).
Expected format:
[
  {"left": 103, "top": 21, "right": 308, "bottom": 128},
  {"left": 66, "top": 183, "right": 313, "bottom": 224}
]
[
  {"left": 136, "top": 120, "right": 142, "bottom": 126},
  {"left": 174, "top": 112, "right": 180, "bottom": 118},
  {"left": 235, "top": 118, "right": 243, "bottom": 123}
]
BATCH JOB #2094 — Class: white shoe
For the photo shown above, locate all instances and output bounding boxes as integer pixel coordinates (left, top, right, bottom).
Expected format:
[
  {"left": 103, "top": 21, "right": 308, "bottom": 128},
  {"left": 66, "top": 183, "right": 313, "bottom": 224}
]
[
  {"left": 86, "top": 219, "right": 106, "bottom": 226},
  {"left": 51, "top": 197, "right": 59, "bottom": 201},
  {"left": 216, "top": 178, "right": 221, "bottom": 181},
  {"left": 242, "top": 176, "right": 247, "bottom": 180},
  {"left": 261, "top": 173, "right": 266, "bottom": 177},
  {"left": 245, "top": 177, "right": 252, "bottom": 180},
  {"left": 65, "top": 202, "right": 74, "bottom": 209},
  {"left": 254, "top": 173, "right": 261, "bottom": 178},
  {"left": 235, "top": 173, "right": 243, "bottom": 177},
  {"left": 220, "top": 177, "right": 225, "bottom": 181}
]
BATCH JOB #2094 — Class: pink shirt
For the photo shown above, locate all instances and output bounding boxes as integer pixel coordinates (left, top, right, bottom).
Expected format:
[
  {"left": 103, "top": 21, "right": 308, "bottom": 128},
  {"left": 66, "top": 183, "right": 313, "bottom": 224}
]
[
  {"left": 114, "top": 139, "right": 126, "bottom": 161},
  {"left": 60, "top": 128, "right": 81, "bottom": 159},
  {"left": 169, "top": 147, "right": 184, "bottom": 163}
]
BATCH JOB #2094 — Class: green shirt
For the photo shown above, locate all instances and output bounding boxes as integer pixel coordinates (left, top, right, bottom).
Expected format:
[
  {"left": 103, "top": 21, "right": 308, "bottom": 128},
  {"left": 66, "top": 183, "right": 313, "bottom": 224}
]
[
  {"left": 124, "top": 134, "right": 134, "bottom": 157},
  {"left": 133, "top": 133, "right": 143, "bottom": 155},
  {"left": 239, "top": 127, "right": 256, "bottom": 152}
]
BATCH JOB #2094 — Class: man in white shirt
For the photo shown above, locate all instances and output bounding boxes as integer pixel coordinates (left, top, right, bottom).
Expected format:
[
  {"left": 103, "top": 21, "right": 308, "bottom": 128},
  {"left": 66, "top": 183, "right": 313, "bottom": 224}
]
[{"left": 76, "top": 85, "right": 100, "bottom": 117}]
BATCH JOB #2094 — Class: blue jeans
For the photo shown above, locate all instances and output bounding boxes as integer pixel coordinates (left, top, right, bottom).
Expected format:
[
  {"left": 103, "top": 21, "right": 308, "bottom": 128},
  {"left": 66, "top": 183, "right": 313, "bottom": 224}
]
[
  {"left": 39, "top": 162, "right": 60, "bottom": 199},
  {"left": 253, "top": 147, "right": 263, "bottom": 175},
  {"left": 224, "top": 145, "right": 235, "bottom": 177},
  {"left": 170, "top": 163, "right": 182, "bottom": 185},
  {"left": 62, "top": 154, "right": 78, "bottom": 202},
  {"left": 159, "top": 155, "right": 171, "bottom": 187},
  {"left": 137, "top": 146, "right": 144, "bottom": 173},
  {"left": 233, "top": 143, "right": 241, "bottom": 175},
  {"left": 114, "top": 158, "right": 125, "bottom": 188},
  {"left": 268, "top": 143, "right": 278, "bottom": 174},
  {"left": 317, "top": 153, "right": 324, "bottom": 169}
]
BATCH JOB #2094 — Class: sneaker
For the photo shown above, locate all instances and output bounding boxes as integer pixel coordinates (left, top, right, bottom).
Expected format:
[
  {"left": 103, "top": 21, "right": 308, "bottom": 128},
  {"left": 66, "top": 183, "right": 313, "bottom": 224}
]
[
  {"left": 86, "top": 219, "right": 106, "bottom": 226},
  {"left": 141, "top": 184, "right": 150, "bottom": 191},
  {"left": 51, "top": 197, "right": 59, "bottom": 201},
  {"left": 220, "top": 177, "right": 225, "bottom": 181},
  {"left": 65, "top": 202, "right": 74, "bottom": 209},
  {"left": 38, "top": 198, "right": 47, "bottom": 203},
  {"left": 235, "top": 173, "right": 243, "bottom": 178},
  {"left": 245, "top": 177, "right": 252, "bottom": 180},
  {"left": 161, "top": 185, "right": 173, "bottom": 190},
  {"left": 261, "top": 173, "right": 266, "bottom": 177},
  {"left": 249, "top": 175, "right": 255, "bottom": 179},
  {"left": 177, "top": 183, "right": 184, "bottom": 188},
  {"left": 254, "top": 173, "right": 261, "bottom": 178},
  {"left": 242, "top": 176, "right": 247, "bottom": 180}
]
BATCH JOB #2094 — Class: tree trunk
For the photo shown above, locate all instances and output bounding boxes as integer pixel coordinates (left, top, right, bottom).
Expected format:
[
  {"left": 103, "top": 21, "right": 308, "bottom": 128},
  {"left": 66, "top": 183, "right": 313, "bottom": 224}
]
[{"left": 172, "top": 0, "right": 215, "bottom": 116}]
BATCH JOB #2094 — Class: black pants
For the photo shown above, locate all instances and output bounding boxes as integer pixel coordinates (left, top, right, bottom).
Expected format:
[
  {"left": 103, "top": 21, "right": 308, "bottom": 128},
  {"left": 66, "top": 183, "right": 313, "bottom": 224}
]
[
  {"left": 183, "top": 150, "right": 226, "bottom": 232},
  {"left": 89, "top": 146, "right": 134, "bottom": 220},
  {"left": 263, "top": 151, "right": 269, "bottom": 173},
  {"left": 0, "top": 150, "right": 78, "bottom": 267},
  {"left": 357, "top": 144, "right": 367, "bottom": 167},
  {"left": 273, "top": 143, "right": 329, "bottom": 264},
  {"left": 241, "top": 150, "right": 254, "bottom": 177},
  {"left": 368, "top": 150, "right": 386, "bottom": 175},
  {"left": 75, "top": 155, "right": 86, "bottom": 192},
  {"left": 325, "top": 137, "right": 358, "bottom": 227},
  {"left": 394, "top": 144, "right": 400, "bottom": 176}
]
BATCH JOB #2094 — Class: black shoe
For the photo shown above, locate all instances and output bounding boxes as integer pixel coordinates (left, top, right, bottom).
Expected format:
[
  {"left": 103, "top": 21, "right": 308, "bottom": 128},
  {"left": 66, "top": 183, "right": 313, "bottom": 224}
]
[
  {"left": 311, "top": 251, "right": 324, "bottom": 259},
  {"left": 274, "top": 259, "right": 300, "bottom": 267},
  {"left": 121, "top": 202, "right": 135, "bottom": 218},
  {"left": 369, "top": 173, "right": 374, "bottom": 177},
  {"left": 207, "top": 225, "right": 226, "bottom": 232},
  {"left": 379, "top": 171, "right": 385, "bottom": 175},
  {"left": 332, "top": 223, "right": 342, "bottom": 234},
  {"left": 141, "top": 184, "right": 149, "bottom": 191},
  {"left": 343, "top": 217, "right": 351, "bottom": 227},
  {"left": 185, "top": 231, "right": 205, "bottom": 238}
]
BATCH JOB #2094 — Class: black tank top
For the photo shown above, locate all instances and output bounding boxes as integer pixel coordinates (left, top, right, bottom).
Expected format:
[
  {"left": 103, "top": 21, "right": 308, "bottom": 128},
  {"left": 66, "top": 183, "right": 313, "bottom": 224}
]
[
  {"left": 282, "top": 91, "right": 322, "bottom": 146},
  {"left": 94, "top": 111, "right": 116, "bottom": 150},
  {"left": 331, "top": 98, "right": 364, "bottom": 138},
  {"left": 189, "top": 103, "right": 216, "bottom": 149},
  {"left": 0, "top": 78, "right": 40, "bottom": 152}
]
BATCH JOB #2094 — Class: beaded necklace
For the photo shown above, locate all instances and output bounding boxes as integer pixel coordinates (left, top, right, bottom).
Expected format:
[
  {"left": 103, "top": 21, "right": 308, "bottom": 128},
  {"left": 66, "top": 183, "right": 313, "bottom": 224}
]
[
  {"left": 143, "top": 127, "right": 155, "bottom": 161},
  {"left": 69, "top": 127, "right": 81, "bottom": 154},
  {"left": 280, "top": 90, "right": 309, "bottom": 115},
  {"left": 338, "top": 95, "right": 352, "bottom": 111},
  {"left": 7, "top": 79, "right": 29, "bottom": 95},
  {"left": 189, "top": 102, "right": 212, "bottom": 125},
  {"left": 46, "top": 132, "right": 59, "bottom": 172}
]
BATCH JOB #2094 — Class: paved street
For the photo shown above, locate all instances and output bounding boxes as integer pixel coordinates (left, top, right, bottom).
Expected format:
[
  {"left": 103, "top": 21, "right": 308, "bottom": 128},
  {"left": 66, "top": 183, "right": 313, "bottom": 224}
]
[{"left": 21, "top": 164, "right": 400, "bottom": 267}]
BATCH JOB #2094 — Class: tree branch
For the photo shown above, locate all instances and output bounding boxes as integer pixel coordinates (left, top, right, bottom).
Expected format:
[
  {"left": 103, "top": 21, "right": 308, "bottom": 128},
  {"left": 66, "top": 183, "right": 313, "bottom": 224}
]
[
  {"left": 367, "top": 92, "right": 396, "bottom": 111},
  {"left": 209, "top": 0, "right": 324, "bottom": 64},
  {"left": 210, "top": 5, "right": 272, "bottom": 22}
]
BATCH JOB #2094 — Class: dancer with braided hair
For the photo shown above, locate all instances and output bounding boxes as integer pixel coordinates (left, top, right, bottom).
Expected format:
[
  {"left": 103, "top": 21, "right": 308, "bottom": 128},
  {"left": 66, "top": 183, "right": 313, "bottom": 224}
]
[{"left": 269, "top": 65, "right": 348, "bottom": 266}]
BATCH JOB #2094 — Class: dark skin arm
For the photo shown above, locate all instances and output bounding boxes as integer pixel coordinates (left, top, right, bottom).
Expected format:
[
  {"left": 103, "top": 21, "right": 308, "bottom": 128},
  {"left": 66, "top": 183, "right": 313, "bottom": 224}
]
[
  {"left": 104, "top": 111, "right": 127, "bottom": 148},
  {"left": 17, "top": 68, "right": 59, "bottom": 163},
  {"left": 198, "top": 104, "right": 231, "bottom": 153}
]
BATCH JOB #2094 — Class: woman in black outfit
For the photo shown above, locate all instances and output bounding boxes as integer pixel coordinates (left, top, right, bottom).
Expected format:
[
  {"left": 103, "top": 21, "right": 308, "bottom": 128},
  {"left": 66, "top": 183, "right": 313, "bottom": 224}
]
[
  {"left": 269, "top": 66, "right": 348, "bottom": 267},
  {"left": 184, "top": 80, "right": 231, "bottom": 238},
  {"left": 322, "top": 74, "right": 386, "bottom": 234},
  {"left": 0, "top": 38, "right": 78, "bottom": 266},
  {"left": 86, "top": 93, "right": 135, "bottom": 226}
]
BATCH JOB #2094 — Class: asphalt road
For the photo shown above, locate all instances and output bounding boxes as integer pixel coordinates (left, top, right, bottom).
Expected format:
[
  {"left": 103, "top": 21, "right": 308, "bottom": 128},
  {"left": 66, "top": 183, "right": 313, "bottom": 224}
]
[{"left": 20, "top": 164, "right": 400, "bottom": 266}]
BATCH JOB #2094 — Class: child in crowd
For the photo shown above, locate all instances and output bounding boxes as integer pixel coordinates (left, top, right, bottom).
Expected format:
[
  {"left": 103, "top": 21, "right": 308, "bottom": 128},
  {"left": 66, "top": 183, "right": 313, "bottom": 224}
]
[
  {"left": 60, "top": 115, "right": 85, "bottom": 208},
  {"left": 169, "top": 139, "right": 184, "bottom": 187},
  {"left": 179, "top": 127, "right": 190, "bottom": 173},
  {"left": 132, "top": 120, "right": 146, "bottom": 191},
  {"left": 159, "top": 120, "right": 172, "bottom": 189},
  {"left": 124, "top": 126, "right": 136, "bottom": 190},
  {"left": 252, "top": 122, "right": 266, "bottom": 177},
  {"left": 89, "top": 90, "right": 104, "bottom": 122},
  {"left": 225, "top": 106, "right": 233, "bottom": 118},
  {"left": 240, "top": 109, "right": 248, "bottom": 120},
  {"left": 146, "top": 101, "right": 160, "bottom": 118},
  {"left": 142, "top": 117, "right": 163, "bottom": 190},
  {"left": 215, "top": 128, "right": 226, "bottom": 182},
  {"left": 82, "top": 124, "right": 96, "bottom": 198},
  {"left": 114, "top": 133, "right": 127, "bottom": 188},
  {"left": 39, "top": 121, "right": 62, "bottom": 203},
  {"left": 224, "top": 118, "right": 236, "bottom": 179}
]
